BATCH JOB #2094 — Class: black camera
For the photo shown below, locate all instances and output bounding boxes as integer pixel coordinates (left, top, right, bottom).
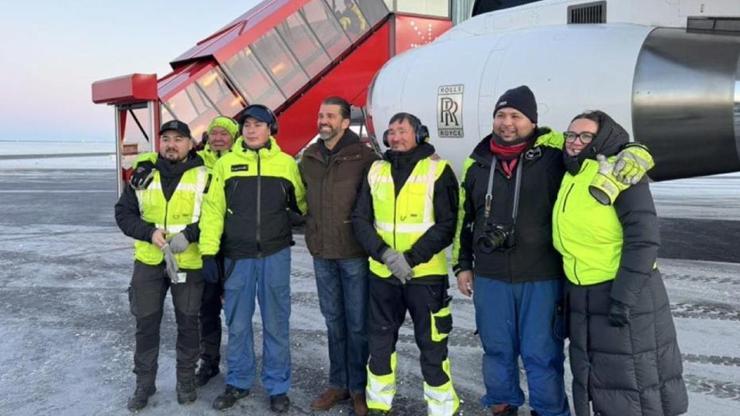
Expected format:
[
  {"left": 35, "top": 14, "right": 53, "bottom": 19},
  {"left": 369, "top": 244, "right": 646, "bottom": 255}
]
[{"left": 476, "top": 224, "right": 515, "bottom": 253}]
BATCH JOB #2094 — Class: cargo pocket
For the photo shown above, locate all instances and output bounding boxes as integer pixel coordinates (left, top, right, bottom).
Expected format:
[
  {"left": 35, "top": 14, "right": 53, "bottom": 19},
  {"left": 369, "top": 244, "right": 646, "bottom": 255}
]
[
  {"left": 552, "top": 300, "right": 567, "bottom": 341},
  {"left": 430, "top": 296, "right": 453, "bottom": 342}
]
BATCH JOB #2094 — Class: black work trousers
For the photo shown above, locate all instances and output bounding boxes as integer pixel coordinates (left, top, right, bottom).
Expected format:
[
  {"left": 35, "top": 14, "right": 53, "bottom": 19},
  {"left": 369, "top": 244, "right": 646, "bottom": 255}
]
[
  {"left": 368, "top": 277, "right": 453, "bottom": 387},
  {"left": 199, "top": 253, "right": 225, "bottom": 365},
  {"left": 128, "top": 261, "right": 203, "bottom": 387}
]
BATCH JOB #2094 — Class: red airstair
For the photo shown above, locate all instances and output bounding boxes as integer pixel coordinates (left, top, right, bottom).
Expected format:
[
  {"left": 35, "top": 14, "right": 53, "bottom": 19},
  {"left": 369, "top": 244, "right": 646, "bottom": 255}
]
[{"left": 91, "top": 0, "right": 452, "bottom": 193}]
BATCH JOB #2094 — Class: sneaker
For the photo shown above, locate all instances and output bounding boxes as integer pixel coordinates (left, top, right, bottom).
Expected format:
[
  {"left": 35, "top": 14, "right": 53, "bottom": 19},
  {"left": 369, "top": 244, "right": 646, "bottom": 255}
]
[
  {"left": 367, "top": 409, "right": 390, "bottom": 415},
  {"left": 195, "top": 360, "right": 220, "bottom": 387},
  {"left": 212, "top": 385, "right": 249, "bottom": 410},
  {"left": 491, "top": 404, "right": 518, "bottom": 415},
  {"left": 126, "top": 384, "right": 156, "bottom": 412},
  {"left": 270, "top": 394, "right": 290, "bottom": 413},
  {"left": 310, "top": 387, "right": 350, "bottom": 410},
  {"left": 176, "top": 380, "right": 197, "bottom": 405},
  {"left": 351, "top": 391, "right": 369, "bottom": 416}
]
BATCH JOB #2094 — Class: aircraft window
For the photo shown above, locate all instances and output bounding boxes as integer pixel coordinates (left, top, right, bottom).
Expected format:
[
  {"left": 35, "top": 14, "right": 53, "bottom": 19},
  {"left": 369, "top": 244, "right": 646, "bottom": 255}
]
[
  {"left": 194, "top": 68, "right": 246, "bottom": 116},
  {"left": 222, "top": 47, "right": 285, "bottom": 110},
  {"left": 301, "top": 0, "right": 352, "bottom": 59},
  {"left": 394, "top": 0, "right": 450, "bottom": 18},
  {"left": 252, "top": 28, "right": 310, "bottom": 99},
  {"left": 276, "top": 11, "right": 331, "bottom": 78}
]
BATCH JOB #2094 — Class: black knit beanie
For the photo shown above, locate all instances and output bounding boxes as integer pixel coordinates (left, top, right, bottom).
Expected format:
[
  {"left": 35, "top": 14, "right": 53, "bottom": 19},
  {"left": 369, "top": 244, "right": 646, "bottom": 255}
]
[{"left": 494, "top": 85, "right": 538, "bottom": 124}]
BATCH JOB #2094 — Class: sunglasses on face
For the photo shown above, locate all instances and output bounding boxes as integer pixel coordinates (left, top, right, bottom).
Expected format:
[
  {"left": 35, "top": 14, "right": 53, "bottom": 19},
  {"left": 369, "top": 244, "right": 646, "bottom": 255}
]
[{"left": 563, "top": 131, "right": 596, "bottom": 143}]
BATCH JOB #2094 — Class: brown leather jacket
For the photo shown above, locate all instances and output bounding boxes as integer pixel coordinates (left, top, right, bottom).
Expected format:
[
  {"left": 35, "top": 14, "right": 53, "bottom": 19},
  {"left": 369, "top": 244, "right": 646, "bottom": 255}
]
[{"left": 299, "top": 129, "right": 379, "bottom": 259}]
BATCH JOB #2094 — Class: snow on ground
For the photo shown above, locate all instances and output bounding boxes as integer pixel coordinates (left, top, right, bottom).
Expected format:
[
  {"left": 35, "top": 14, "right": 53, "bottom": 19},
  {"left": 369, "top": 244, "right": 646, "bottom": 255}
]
[{"left": 0, "top": 166, "right": 738, "bottom": 415}]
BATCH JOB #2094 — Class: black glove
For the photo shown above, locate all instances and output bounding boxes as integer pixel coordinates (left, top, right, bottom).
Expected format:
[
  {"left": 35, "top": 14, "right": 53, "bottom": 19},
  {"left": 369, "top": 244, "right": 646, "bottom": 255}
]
[
  {"left": 202, "top": 256, "right": 220, "bottom": 284},
  {"left": 130, "top": 161, "right": 155, "bottom": 190},
  {"left": 608, "top": 299, "right": 631, "bottom": 327}
]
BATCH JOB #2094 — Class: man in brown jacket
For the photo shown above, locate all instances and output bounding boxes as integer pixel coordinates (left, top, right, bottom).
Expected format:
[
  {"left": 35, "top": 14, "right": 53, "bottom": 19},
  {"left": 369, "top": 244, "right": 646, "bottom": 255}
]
[{"left": 299, "top": 97, "right": 379, "bottom": 416}]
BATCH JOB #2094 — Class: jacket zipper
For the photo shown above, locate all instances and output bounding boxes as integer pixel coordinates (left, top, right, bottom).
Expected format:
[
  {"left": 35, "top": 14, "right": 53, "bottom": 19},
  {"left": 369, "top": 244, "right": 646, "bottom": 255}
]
[
  {"left": 161, "top": 173, "right": 169, "bottom": 237},
  {"left": 163, "top": 202, "right": 169, "bottom": 238},
  {"left": 561, "top": 183, "right": 574, "bottom": 213},
  {"left": 556, "top": 183, "right": 581, "bottom": 284},
  {"left": 256, "top": 150, "right": 262, "bottom": 255},
  {"left": 226, "top": 181, "right": 238, "bottom": 215},
  {"left": 393, "top": 191, "right": 398, "bottom": 249}
]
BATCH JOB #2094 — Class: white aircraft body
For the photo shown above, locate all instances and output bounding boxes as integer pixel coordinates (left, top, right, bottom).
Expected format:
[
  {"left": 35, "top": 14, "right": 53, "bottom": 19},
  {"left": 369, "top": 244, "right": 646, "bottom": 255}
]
[{"left": 367, "top": 0, "right": 740, "bottom": 180}]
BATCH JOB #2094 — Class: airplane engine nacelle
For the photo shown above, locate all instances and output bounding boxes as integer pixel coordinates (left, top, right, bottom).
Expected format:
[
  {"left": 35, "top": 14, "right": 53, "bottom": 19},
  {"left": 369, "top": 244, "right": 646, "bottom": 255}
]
[{"left": 368, "top": 24, "right": 740, "bottom": 181}]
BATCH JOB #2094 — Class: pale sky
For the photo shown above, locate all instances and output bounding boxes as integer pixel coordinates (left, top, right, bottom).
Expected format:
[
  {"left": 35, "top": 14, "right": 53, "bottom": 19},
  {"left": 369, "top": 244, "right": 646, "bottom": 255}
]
[{"left": 0, "top": 0, "right": 261, "bottom": 142}]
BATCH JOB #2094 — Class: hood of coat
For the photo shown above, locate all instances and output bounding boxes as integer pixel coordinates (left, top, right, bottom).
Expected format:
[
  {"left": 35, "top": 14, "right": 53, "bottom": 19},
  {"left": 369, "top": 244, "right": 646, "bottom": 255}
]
[{"left": 563, "top": 111, "right": 630, "bottom": 174}]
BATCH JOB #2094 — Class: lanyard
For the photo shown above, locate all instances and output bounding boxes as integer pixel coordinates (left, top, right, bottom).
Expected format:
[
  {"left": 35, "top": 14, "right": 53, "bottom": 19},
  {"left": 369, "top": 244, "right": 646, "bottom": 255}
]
[{"left": 483, "top": 154, "right": 523, "bottom": 223}]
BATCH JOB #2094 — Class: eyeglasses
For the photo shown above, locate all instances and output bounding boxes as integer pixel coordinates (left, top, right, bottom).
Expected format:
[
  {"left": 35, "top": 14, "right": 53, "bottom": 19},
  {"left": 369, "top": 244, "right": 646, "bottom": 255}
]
[{"left": 563, "top": 131, "right": 596, "bottom": 143}]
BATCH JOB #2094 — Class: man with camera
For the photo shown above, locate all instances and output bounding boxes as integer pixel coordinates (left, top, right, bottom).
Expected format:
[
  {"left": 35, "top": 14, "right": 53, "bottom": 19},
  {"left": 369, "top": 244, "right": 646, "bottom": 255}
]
[
  {"left": 452, "top": 86, "right": 653, "bottom": 416},
  {"left": 352, "top": 112, "right": 460, "bottom": 416}
]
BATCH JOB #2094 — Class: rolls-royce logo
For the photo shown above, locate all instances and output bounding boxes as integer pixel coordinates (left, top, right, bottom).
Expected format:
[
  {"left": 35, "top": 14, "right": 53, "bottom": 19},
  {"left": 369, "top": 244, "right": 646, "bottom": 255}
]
[{"left": 437, "top": 84, "right": 464, "bottom": 138}]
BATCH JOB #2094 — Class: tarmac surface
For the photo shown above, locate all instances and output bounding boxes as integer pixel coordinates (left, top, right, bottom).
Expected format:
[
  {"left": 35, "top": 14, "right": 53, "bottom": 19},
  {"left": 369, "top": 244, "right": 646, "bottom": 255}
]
[{"left": 0, "top": 169, "right": 738, "bottom": 415}]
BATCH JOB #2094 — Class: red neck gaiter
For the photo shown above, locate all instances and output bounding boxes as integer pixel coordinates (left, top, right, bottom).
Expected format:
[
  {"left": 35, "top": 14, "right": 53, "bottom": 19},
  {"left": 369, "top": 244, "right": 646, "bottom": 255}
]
[{"left": 490, "top": 138, "right": 528, "bottom": 178}]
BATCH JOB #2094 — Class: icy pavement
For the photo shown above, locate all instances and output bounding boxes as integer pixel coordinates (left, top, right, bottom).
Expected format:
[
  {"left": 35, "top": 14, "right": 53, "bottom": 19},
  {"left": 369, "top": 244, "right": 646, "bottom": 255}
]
[{"left": 0, "top": 169, "right": 738, "bottom": 416}]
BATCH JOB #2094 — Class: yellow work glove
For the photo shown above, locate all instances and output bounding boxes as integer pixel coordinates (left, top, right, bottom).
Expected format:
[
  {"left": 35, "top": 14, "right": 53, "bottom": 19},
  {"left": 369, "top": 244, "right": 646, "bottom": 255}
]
[
  {"left": 589, "top": 155, "right": 629, "bottom": 205},
  {"left": 589, "top": 144, "right": 655, "bottom": 205},
  {"left": 613, "top": 143, "right": 654, "bottom": 185}
]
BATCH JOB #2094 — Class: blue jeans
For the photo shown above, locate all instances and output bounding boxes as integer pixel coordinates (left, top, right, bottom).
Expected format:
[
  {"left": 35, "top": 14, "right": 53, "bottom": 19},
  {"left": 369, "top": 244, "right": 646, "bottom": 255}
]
[
  {"left": 223, "top": 248, "right": 291, "bottom": 395},
  {"left": 474, "top": 277, "right": 570, "bottom": 416},
  {"left": 313, "top": 257, "right": 369, "bottom": 393}
]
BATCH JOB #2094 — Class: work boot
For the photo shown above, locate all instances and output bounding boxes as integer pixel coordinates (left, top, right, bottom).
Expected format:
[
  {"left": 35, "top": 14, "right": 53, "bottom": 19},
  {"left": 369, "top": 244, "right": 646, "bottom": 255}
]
[
  {"left": 195, "top": 359, "right": 220, "bottom": 387},
  {"left": 310, "top": 387, "right": 350, "bottom": 410},
  {"left": 212, "top": 385, "right": 249, "bottom": 410},
  {"left": 176, "top": 379, "right": 197, "bottom": 405},
  {"left": 491, "top": 404, "right": 518, "bottom": 415},
  {"left": 126, "top": 384, "right": 156, "bottom": 412},
  {"left": 270, "top": 394, "right": 290, "bottom": 413},
  {"left": 352, "top": 391, "right": 369, "bottom": 416}
]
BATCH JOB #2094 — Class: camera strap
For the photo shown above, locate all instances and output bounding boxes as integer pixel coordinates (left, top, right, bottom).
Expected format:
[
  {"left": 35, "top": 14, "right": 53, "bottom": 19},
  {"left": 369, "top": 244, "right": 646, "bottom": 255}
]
[{"left": 483, "top": 154, "right": 524, "bottom": 223}]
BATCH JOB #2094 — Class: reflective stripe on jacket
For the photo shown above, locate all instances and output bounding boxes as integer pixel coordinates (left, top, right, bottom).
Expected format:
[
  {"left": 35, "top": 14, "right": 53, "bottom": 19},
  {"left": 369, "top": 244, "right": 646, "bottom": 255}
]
[
  {"left": 134, "top": 166, "right": 209, "bottom": 269},
  {"left": 368, "top": 157, "right": 448, "bottom": 278}
]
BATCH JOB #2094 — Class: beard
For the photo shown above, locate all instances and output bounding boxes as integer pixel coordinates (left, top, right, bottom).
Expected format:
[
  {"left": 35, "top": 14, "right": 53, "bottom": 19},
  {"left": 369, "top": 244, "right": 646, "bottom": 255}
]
[
  {"left": 164, "top": 150, "right": 179, "bottom": 159},
  {"left": 318, "top": 125, "right": 338, "bottom": 141}
]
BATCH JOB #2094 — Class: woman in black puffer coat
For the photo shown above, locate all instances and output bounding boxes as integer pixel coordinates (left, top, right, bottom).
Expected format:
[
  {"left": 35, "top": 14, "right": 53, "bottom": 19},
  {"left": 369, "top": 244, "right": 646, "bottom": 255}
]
[{"left": 552, "top": 110, "right": 688, "bottom": 416}]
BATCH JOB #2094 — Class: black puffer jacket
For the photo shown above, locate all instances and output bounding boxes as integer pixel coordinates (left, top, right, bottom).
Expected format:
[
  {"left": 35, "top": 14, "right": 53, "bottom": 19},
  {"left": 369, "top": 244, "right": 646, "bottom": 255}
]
[{"left": 564, "top": 111, "right": 688, "bottom": 416}]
